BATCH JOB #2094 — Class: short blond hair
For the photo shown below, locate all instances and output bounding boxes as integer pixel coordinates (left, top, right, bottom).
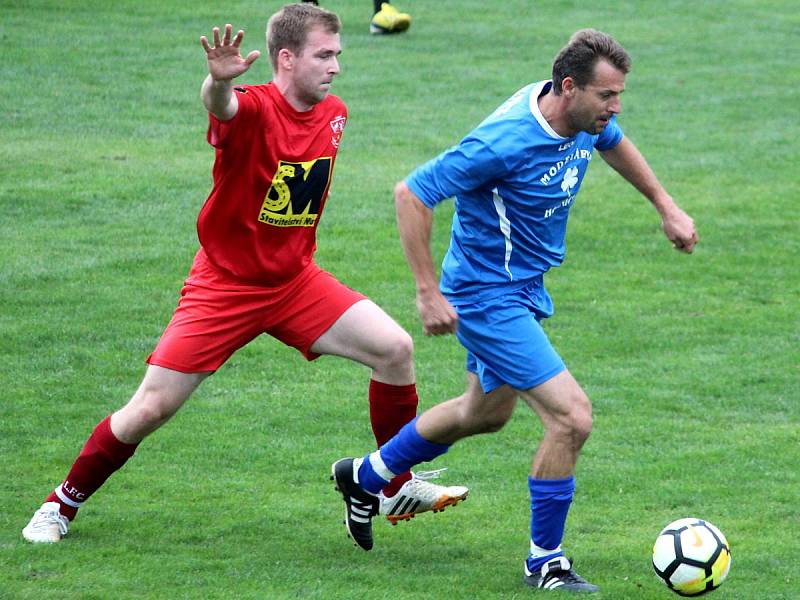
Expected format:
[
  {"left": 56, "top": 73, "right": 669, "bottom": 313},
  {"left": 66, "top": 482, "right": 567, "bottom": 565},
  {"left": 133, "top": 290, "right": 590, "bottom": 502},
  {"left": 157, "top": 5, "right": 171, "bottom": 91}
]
[{"left": 267, "top": 3, "right": 341, "bottom": 70}]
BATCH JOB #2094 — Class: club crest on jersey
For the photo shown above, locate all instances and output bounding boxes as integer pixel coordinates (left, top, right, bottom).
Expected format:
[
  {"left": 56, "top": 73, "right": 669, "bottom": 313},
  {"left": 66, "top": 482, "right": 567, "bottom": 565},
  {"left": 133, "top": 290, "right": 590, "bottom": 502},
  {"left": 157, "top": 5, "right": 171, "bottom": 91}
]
[
  {"left": 259, "top": 158, "right": 333, "bottom": 227},
  {"left": 330, "top": 115, "right": 346, "bottom": 148}
]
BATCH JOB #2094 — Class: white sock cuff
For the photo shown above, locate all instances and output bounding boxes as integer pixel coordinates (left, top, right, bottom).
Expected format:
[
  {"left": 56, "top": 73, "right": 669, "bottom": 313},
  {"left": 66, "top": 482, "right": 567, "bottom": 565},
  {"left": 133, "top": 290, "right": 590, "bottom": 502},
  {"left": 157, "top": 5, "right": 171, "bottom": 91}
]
[
  {"left": 529, "top": 540, "right": 562, "bottom": 558},
  {"left": 368, "top": 451, "right": 396, "bottom": 482},
  {"left": 54, "top": 485, "right": 84, "bottom": 508}
]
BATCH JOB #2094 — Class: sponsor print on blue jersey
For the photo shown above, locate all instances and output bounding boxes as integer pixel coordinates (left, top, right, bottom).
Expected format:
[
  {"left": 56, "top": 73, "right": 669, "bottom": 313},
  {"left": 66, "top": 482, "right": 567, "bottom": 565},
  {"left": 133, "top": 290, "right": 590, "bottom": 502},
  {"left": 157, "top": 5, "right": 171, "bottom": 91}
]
[{"left": 407, "top": 80, "right": 623, "bottom": 305}]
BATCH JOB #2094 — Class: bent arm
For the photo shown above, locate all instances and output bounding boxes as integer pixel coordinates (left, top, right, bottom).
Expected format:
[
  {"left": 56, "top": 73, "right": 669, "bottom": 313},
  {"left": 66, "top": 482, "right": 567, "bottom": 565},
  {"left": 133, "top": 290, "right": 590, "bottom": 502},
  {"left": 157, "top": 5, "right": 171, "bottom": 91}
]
[
  {"left": 394, "top": 181, "right": 457, "bottom": 335},
  {"left": 600, "top": 137, "right": 699, "bottom": 252},
  {"left": 395, "top": 181, "right": 438, "bottom": 295}
]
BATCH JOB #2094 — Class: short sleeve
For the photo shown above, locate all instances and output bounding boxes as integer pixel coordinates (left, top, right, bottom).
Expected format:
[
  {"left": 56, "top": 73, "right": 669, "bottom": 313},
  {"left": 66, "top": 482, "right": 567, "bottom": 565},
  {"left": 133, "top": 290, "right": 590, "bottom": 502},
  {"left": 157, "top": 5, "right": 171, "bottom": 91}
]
[
  {"left": 406, "top": 137, "right": 509, "bottom": 208},
  {"left": 595, "top": 115, "right": 624, "bottom": 151},
  {"left": 207, "top": 86, "right": 260, "bottom": 148}
]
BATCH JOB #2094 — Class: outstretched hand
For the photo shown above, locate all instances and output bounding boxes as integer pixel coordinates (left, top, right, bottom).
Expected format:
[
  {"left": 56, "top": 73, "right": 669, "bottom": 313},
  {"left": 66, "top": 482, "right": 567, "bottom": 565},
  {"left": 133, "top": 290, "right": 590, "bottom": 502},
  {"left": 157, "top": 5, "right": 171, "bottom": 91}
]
[{"left": 200, "top": 23, "right": 260, "bottom": 82}]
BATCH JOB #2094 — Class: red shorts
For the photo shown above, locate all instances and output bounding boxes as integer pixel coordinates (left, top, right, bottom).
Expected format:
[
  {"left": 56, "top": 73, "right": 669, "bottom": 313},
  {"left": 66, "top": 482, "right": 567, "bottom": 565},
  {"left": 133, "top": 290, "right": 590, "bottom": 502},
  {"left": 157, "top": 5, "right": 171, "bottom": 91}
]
[{"left": 147, "top": 250, "right": 366, "bottom": 373}]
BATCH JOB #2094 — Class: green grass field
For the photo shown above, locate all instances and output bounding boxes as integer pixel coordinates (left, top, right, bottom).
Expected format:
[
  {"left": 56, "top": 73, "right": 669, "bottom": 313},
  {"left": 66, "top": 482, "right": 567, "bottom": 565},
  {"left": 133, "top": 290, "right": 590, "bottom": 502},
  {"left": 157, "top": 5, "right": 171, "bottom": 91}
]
[{"left": 1, "top": 1, "right": 798, "bottom": 598}]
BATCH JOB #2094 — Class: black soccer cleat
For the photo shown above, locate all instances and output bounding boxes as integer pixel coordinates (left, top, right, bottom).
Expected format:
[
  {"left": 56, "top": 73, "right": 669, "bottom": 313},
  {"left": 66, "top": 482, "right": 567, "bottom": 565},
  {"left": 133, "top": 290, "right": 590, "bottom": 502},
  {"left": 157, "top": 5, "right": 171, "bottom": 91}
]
[
  {"left": 523, "top": 556, "right": 600, "bottom": 593},
  {"left": 331, "top": 458, "right": 379, "bottom": 551}
]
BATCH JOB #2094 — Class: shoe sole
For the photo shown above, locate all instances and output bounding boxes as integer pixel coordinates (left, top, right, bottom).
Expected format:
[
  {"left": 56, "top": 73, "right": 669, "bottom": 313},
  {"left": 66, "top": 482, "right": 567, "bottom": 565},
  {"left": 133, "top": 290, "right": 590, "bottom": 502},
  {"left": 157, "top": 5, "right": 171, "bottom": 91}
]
[
  {"left": 385, "top": 491, "right": 469, "bottom": 525},
  {"left": 22, "top": 528, "right": 62, "bottom": 543},
  {"left": 369, "top": 21, "right": 411, "bottom": 35}
]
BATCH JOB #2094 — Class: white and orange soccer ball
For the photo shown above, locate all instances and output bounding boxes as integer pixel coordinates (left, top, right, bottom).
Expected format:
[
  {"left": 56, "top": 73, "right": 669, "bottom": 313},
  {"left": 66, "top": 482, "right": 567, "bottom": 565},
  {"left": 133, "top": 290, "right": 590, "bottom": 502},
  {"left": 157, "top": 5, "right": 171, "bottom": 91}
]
[{"left": 652, "top": 518, "right": 731, "bottom": 596}]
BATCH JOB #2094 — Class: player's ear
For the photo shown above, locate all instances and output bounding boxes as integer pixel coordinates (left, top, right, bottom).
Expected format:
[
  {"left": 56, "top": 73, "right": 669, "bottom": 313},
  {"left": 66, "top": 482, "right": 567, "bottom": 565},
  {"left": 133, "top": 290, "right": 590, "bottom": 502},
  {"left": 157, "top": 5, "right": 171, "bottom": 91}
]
[
  {"left": 277, "top": 48, "right": 294, "bottom": 71},
  {"left": 562, "top": 77, "right": 577, "bottom": 98}
]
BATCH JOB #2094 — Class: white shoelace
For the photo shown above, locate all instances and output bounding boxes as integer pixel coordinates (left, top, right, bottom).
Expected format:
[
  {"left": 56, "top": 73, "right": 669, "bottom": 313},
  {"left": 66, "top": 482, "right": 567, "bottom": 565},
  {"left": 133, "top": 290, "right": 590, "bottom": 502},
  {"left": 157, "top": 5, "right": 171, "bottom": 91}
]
[
  {"left": 413, "top": 468, "right": 447, "bottom": 481},
  {"left": 32, "top": 506, "right": 69, "bottom": 535},
  {"left": 399, "top": 469, "right": 452, "bottom": 503}
]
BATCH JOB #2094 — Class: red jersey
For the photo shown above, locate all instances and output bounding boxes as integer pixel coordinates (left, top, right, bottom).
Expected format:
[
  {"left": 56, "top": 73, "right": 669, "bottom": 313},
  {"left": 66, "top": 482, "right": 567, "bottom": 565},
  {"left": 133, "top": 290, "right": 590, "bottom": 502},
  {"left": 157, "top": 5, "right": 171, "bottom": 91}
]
[{"left": 197, "top": 83, "right": 348, "bottom": 285}]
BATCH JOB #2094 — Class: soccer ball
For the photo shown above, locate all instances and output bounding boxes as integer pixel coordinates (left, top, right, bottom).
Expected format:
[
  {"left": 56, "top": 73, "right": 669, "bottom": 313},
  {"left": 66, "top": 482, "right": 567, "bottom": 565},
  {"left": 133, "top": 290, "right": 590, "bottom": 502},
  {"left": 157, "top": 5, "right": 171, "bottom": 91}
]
[{"left": 652, "top": 518, "right": 731, "bottom": 596}]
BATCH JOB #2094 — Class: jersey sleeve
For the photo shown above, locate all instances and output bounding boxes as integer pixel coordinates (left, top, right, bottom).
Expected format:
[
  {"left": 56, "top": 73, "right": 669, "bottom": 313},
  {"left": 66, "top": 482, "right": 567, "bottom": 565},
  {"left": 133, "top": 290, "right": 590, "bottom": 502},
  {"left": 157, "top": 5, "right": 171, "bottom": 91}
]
[
  {"left": 406, "top": 137, "right": 509, "bottom": 208},
  {"left": 207, "top": 85, "right": 260, "bottom": 148},
  {"left": 595, "top": 115, "right": 624, "bottom": 151}
]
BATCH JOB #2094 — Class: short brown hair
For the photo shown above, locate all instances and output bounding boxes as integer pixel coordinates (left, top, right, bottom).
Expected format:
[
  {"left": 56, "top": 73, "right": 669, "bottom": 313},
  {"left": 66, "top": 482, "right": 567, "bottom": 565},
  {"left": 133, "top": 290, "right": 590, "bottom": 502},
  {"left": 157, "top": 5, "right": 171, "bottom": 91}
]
[
  {"left": 267, "top": 3, "right": 341, "bottom": 70},
  {"left": 551, "top": 29, "right": 631, "bottom": 94}
]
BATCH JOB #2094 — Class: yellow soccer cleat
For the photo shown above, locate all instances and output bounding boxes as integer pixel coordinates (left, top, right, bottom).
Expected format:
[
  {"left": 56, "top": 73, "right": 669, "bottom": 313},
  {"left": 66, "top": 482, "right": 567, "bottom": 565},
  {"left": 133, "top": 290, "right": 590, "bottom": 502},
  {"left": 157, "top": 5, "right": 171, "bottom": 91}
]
[{"left": 370, "top": 2, "right": 412, "bottom": 35}]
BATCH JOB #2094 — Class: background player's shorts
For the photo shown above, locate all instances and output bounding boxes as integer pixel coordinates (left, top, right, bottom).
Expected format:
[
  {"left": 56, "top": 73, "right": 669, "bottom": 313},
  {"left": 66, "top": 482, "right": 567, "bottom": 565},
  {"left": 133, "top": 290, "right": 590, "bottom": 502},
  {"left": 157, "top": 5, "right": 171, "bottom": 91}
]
[
  {"left": 453, "top": 278, "right": 565, "bottom": 394},
  {"left": 147, "top": 250, "right": 366, "bottom": 373}
]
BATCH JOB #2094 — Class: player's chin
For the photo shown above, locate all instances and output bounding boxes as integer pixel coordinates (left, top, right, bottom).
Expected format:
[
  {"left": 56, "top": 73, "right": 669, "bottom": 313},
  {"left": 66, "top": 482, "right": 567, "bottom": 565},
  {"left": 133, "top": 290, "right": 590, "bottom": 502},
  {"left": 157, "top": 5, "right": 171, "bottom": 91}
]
[{"left": 312, "top": 90, "right": 330, "bottom": 103}]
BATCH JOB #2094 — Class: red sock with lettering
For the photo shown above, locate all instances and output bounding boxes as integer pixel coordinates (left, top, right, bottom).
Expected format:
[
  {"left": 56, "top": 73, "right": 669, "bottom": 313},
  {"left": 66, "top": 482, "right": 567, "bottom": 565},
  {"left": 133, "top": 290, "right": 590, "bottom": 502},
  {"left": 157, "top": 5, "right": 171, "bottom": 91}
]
[
  {"left": 45, "top": 415, "right": 139, "bottom": 521},
  {"left": 369, "top": 380, "right": 417, "bottom": 497}
]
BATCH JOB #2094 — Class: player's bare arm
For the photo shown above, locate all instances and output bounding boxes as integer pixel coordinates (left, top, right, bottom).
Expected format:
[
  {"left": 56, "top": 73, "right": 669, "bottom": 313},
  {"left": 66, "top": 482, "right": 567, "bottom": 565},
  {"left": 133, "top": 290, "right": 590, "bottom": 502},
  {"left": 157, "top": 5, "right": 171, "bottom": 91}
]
[
  {"left": 394, "top": 181, "right": 458, "bottom": 336},
  {"left": 200, "top": 24, "right": 261, "bottom": 121},
  {"left": 600, "top": 137, "right": 699, "bottom": 253}
]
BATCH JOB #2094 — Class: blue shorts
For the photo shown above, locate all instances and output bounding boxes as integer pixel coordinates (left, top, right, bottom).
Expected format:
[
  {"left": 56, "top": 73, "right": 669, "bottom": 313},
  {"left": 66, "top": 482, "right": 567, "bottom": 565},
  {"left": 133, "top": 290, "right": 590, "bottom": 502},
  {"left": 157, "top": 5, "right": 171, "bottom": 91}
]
[{"left": 453, "top": 278, "right": 565, "bottom": 393}]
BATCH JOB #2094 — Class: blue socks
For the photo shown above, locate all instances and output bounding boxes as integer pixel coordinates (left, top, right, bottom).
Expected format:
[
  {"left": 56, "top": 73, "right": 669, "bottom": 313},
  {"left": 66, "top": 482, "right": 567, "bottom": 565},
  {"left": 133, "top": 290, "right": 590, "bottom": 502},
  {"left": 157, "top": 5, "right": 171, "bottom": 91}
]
[
  {"left": 357, "top": 417, "right": 450, "bottom": 494},
  {"left": 526, "top": 475, "right": 575, "bottom": 571}
]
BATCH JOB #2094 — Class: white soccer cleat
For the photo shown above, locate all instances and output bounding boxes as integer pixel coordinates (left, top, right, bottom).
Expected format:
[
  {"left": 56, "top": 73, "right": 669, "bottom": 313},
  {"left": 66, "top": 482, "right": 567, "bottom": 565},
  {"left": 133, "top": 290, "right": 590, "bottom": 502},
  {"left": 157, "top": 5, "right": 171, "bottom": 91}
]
[
  {"left": 22, "top": 502, "right": 69, "bottom": 543},
  {"left": 380, "top": 469, "right": 469, "bottom": 524}
]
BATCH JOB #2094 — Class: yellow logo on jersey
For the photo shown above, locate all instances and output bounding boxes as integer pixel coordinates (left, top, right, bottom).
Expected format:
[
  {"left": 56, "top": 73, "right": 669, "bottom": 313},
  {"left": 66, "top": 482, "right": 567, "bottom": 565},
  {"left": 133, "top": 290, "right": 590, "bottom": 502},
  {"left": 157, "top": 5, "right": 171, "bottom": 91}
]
[{"left": 259, "top": 158, "right": 332, "bottom": 227}]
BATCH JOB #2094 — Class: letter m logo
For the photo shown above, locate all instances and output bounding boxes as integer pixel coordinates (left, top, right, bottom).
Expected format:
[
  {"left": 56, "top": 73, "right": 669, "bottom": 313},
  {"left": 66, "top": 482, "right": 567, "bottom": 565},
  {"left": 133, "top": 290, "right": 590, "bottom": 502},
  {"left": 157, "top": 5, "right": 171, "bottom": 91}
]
[{"left": 258, "top": 158, "right": 333, "bottom": 227}]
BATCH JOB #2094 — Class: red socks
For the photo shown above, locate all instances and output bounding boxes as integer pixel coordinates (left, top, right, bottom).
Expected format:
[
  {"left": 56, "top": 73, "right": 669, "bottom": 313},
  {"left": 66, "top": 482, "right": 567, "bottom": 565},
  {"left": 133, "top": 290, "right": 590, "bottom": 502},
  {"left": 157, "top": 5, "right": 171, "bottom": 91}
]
[
  {"left": 43, "top": 383, "right": 416, "bottom": 520},
  {"left": 368, "top": 380, "right": 417, "bottom": 497},
  {"left": 45, "top": 415, "right": 138, "bottom": 521}
]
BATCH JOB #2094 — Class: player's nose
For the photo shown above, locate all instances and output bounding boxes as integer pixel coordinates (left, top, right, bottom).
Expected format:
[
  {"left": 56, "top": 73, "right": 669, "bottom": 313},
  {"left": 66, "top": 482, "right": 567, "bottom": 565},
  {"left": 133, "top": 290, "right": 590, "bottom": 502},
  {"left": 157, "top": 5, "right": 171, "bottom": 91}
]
[{"left": 329, "top": 56, "right": 340, "bottom": 75}]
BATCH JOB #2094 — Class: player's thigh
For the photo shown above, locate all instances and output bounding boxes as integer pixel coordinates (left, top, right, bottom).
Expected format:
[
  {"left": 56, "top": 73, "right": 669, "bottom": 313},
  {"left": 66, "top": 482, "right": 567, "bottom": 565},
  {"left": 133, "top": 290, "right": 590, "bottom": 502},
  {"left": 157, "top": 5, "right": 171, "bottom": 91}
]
[
  {"left": 265, "top": 267, "right": 368, "bottom": 360},
  {"left": 127, "top": 365, "right": 208, "bottom": 412},
  {"left": 309, "top": 298, "right": 412, "bottom": 365},
  {"left": 456, "top": 298, "right": 565, "bottom": 393}
]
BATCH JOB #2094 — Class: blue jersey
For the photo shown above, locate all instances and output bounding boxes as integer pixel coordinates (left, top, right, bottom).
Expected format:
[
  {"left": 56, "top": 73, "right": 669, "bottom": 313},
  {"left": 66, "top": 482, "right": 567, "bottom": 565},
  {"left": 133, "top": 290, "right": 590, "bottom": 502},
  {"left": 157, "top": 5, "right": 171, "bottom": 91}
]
[{"left": 407, "top": 80, "right": 623, "bottom": 306}]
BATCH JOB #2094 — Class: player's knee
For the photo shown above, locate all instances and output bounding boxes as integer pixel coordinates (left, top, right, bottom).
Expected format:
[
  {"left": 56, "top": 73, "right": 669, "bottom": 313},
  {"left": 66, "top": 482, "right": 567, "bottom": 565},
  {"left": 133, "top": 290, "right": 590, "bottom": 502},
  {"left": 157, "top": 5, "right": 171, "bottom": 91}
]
[
  {"left": 571, "top": 408, "right": 593, "bottom": 448},
  {"left": 563, "top": 397, "right": 593, "bottom": 449},
  {"left": 127, "top": 389, "right": 181, "bottom": 430},
  {"left": 476, "top": 411, "right": 512, "bottom": 434},
  {"left": 463, "top": 388, "right": 516, "bottom": 434},
  {"left": 379, "top": 328, "right": 414, "bottom": 370}
]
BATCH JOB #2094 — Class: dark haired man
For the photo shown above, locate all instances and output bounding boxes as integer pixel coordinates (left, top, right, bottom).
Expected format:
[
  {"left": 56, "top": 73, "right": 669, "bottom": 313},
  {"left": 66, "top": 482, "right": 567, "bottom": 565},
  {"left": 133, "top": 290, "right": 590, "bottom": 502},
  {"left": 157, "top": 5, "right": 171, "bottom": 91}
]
[{"left": 332, "top": 29, "right": 698, "bottom": 592}]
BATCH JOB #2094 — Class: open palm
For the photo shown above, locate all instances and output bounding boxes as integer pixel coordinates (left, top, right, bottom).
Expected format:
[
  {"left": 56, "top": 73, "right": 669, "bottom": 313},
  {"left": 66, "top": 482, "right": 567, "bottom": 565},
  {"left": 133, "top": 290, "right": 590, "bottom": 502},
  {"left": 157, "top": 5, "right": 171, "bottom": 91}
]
[{"left": 200, "top": 24, "right": 260, "bottom": 81}]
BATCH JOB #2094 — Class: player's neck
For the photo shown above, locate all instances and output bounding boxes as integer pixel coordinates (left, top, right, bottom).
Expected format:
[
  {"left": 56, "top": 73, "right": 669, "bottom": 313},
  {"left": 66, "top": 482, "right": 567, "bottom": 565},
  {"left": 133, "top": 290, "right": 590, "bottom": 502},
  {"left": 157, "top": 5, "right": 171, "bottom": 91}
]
[
  {"left": 273, "top": 76, "right": 315, "bottom": 113},
  {"left": 538, "top": 90, "right": 577, "bottom": 138}
]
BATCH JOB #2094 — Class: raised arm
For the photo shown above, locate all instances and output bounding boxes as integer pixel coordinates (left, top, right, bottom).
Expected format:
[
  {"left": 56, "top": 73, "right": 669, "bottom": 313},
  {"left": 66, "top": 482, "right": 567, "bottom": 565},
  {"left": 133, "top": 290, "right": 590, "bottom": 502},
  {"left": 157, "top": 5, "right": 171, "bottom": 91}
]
[
  {"left": 199, "top": 24, "right": 261, "bottom": 121},
  {"left": 600, "top": 137, "right": 699, "bottom": 253},
  {"left": 394, "top": 181, "right": 458, "bottom": 336}
]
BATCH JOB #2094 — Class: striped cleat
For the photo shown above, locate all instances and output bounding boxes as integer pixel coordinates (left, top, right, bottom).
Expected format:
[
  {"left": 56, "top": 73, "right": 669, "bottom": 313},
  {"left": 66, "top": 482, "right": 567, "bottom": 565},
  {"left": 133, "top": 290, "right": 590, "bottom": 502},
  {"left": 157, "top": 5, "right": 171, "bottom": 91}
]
[
  {"left": 380, "top": 469, "right": 469, "bottom": 524},
  {"left": 331, "top": 458, "right": 380, "bottom": 551},
  {"left": 523, "top": 556, "right": 599, "bottom": 593}
]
